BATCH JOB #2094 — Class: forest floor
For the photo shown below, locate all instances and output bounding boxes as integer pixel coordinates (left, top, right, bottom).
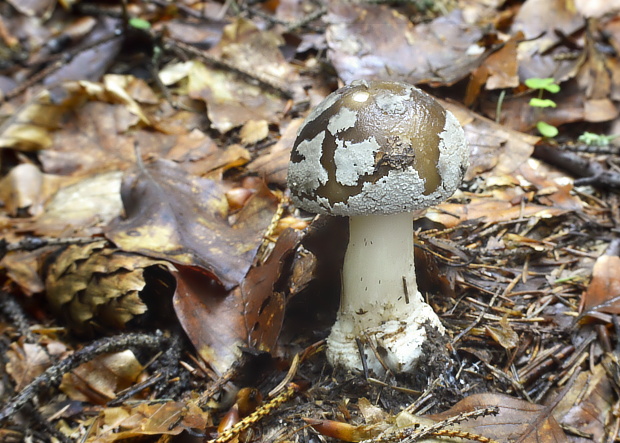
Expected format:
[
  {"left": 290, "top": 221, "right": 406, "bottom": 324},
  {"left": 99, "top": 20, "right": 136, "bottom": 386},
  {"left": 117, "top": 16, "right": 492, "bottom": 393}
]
[{"left": 0, "top": 0, "right": 619, "bottom": 442}]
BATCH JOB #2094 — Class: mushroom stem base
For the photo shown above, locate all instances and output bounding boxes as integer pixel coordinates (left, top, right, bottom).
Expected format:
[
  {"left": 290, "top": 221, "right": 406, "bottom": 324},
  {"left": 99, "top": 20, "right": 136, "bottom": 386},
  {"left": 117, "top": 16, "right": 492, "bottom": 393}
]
[{"left": 326, "top": 294, "right": 444, "bottom": 374}]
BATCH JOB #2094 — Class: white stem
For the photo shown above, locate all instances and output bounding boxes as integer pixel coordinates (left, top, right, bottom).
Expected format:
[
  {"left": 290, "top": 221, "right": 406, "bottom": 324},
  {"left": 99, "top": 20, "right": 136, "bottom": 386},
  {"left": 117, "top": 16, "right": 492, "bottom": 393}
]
[
  {"left": 326, "top": 213, "right": 445, "bottom": 374},
  {"left": 341, "top": 213, "right": 420, "bottom": 325}
]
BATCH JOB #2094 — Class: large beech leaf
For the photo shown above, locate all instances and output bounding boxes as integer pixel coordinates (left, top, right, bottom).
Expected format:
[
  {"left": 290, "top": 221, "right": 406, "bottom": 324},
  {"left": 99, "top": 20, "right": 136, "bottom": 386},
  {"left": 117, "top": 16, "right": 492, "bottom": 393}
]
[
  {"left": 327, "top": 4, "right": 485, "bottom": 85},
  {"left": 427, "top": 393, "right": 567, "bottom": 442},
  {"left": 105, "top": 158, "right": 279, "bottom": 289},
  {"left": 173, "top": 229, "right": 301, "bottom": 375}
]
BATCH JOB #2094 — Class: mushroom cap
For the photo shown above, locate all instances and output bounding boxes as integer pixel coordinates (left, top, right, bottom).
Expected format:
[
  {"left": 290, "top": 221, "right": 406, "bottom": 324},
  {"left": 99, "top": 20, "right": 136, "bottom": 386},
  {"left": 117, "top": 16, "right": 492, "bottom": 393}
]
[{"left": 287, "top": 80, "right": 469, "bottom": 216}]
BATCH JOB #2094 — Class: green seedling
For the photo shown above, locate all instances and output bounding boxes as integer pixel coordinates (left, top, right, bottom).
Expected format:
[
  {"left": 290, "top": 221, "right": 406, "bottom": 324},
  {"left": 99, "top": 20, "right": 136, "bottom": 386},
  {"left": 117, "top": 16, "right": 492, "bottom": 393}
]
[
  {"left": 578, "top": 131, "right": 619, "bottom": 147},
  {"left": 525, "top": 77, "right": 560, "bottom": 138},
  {"left": 129, "top": 17, "right": 151, "bottom": 30}
]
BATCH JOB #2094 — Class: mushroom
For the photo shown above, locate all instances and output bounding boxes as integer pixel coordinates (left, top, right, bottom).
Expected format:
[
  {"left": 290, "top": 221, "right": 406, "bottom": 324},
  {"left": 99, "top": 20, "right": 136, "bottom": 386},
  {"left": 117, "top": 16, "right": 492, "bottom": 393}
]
[{"left": 287, "top": 80, "right": 469, "bottom": 374}]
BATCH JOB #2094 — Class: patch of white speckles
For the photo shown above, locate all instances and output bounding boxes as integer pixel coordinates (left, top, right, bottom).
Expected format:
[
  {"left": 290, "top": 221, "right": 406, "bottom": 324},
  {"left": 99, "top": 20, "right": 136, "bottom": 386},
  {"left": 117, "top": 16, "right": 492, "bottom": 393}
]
[
  {"left": 287, "top": 131, "right": 328, "bottom": 195},
  {"left": 374, "top": 90, "right": 409, "bottom": 115},
  {"left": 291, "top": 194, "right": 332, "bottom": 214},
  {"left": 323, "top": 110, "right": 469, "bottom": 216},
  {"left": 437, "top": 111, "right": 469, "bottom": 193},
  {"left": 327, "top": 107, "right": 358, "bottom": 135},
  {"left": 334, "top": 137, "right": 381, "bottom": 186},
  {"left": 329, "top": 168, "right": 428, "bottom": 216}
]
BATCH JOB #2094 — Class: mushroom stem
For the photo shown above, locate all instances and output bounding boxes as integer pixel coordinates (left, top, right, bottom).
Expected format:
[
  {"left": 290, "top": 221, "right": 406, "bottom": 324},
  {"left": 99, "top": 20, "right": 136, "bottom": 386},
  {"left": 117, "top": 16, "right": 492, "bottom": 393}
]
[
  {"left": 326, "top": 213, "right": 445, "bottom": 374},
  {"left": 341, "top": 213, "right": 417, "bottom": 316}
]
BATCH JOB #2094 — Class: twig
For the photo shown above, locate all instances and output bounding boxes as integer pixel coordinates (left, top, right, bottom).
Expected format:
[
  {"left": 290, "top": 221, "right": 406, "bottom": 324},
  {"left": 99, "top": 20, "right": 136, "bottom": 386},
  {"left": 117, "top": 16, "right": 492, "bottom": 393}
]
[
  {"left": 208, "top": 382, "right": 303, "bottom": 443},
  {"left": 0, "top": 332, "right": 169, "bottom": 423},
  {"left": 359, "top": 407, "right": 500, "bottom": 443},
  {"left": 533, "top": 143, "right": 620, "bottom": 190}
]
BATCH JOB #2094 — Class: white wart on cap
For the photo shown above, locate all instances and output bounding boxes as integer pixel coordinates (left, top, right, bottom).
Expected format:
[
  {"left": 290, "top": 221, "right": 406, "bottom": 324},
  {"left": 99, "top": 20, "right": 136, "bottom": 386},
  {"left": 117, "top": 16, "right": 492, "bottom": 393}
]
[{"left": 288, "top": 80, "right": 469, "bottom": 216}]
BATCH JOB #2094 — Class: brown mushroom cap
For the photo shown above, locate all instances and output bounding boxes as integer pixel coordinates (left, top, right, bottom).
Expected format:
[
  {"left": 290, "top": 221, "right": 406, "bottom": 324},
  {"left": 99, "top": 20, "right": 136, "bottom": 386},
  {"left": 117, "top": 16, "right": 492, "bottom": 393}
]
[{"left": 288, "top": 80, "right": 469, "bottom": 216}]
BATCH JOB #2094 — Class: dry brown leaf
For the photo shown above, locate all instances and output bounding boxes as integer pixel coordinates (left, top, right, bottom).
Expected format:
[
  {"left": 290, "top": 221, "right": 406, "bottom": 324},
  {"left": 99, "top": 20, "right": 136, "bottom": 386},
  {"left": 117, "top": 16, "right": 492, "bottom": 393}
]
[
  {"left": 426, "top": 196, "right": 567, "bottom": 228},
  {"left": 327, "top": 4, "right": 486, "bottom": 85},
  {"left": 304, "top": 417, "right": 385, "bottom": 442},
  {"left": 174, "top": 228, "right": 300, "bottom": 375},
  {"left": 0, "top": 87, "right": 79, "bottom": 151},
  {"left": 247, "top": 118, "right": 303, "bottom": 186},
  {"left": 187, "top": 18, "right": 297, "bottom": 133},
  {"left": 553, "top": 363, "right": 614, "bottom": 441},
  {"left": 29, "top": 78, "right": 179, "bottom": 176},
  {"left": 239, "top": 119, "right": 269, "bottom": 145},
  {"left": 92, "top": 401, "right": 209, "bottom": 441},
  {"left": 5, "top": 342, "right": 52, "bottom": 391},
  {"left": 426, "top": 393, "right": 567, "bottom": 442},
  {"left": 467, "top": 32, "right": 522, "bottom": 105},
  {"left": 484, "top": 33, "right": 521, "bottom": 90},
  {"left": 516, "top": 159, "right": 583, "bottom": 211},
  {"left": 512, "top": 0, "right": 585, "bottom": 80},
  {"left": 31, "top": 171, "right": 123, "bottom": 237},
  {"left": 105, "top": 158, "right": 279, "bottom": 290},
  {"left": 0, "top": 164, "right": 45, "bottom": 216},
  {"left": 60, "top": 350, "right": 146, "bottom": 404},
  {"left": 485, "top": 316, "right": 519, "bottom": 349},
  {"left": 1, "top": 247, "right": 55, "bottom": 295},
  {"left": 442, "top": 101, "right": 539, "bottom": 180},
  {"left": 581, "top": 254, "right": 620, "bottom": 317}
]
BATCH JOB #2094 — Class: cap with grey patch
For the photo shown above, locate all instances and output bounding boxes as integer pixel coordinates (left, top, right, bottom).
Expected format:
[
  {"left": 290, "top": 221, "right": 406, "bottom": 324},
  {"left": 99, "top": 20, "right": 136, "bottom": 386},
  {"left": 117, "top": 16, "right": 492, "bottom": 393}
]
[{"left": 288, "top": 80, "right": 469, "bottom": 216}]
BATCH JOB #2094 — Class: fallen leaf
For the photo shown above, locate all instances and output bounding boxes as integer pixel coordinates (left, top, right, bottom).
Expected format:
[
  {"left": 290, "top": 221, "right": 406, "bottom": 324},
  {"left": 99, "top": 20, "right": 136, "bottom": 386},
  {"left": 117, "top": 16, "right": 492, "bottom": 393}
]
[
  {"left": 0, "top": 163, "right": 45, "bottom": 216},
  {"left": 60, "top": 350, "right": 146, "bottom": 404},
  {"left": 247, "top": 118, "right": 303, "bottom": 186},
  {"left": 31, "top": 171, "right": 123, "bottom": 237},
  {"left": 442, "top": 101, "right": 540, "bottom": 180},
  {"left": 188, "top": 18, "right": 297, "bottom": 133},
  {"left": 552, "top": 363, "right": 614, "bottom": 441},
  {"left": 426, "top": 393, "right": 567, "bottom": 442},
  {"left": 94, "top": 401, "right": 210, "bottom": 441},
  {"left": 327, "top": 4, "right": 486, "bottom": 85},
  {"left": 5, "top": 342, "right": 52, "bottom": 391},
  {"left": 486, "top": 316, "right": 519, "bottom": 349},
  {"left": 174, "top": 229, "right": 300, "bottom": 375},
  {"left": 239, "top": 119, "right": 269, "bottom": 145},
  {"left": 106, "top": 158, "right": 279, "bottom": 290},
  {"left": 581, "top": 254, "right": 620, "bottom": 317}
]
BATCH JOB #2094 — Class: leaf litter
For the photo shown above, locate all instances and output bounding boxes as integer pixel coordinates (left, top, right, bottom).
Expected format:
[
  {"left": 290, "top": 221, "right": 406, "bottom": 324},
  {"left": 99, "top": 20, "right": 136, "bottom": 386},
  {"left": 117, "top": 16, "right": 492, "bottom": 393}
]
[{"left": 0, "top": 0, "right": 619, "bottom": 442}]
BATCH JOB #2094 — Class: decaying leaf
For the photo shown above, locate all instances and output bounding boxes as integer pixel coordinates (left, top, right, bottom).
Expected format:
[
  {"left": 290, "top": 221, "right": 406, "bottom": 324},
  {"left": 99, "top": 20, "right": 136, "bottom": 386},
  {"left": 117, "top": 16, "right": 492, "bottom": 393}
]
[
  {"left": 6, "top": 342, "right": 53, "bottom": 391},
  {"left": 31, "top": 171, "right": 123, "bottom": 237},
  {"left": 304, "top": 418, "right": 386, "bottom": 442},
  {"left": 187, "top": 18, "right": 298, "bottom": 133},
  {"left": 581, "top": 254, "right": 620, "bottom": 318},
  {"left": 247, "top": 118, "right": 303, "bottom": 186},
  {"left": 443, "top": 101, "right": 540, "bottom": 180},
  {"left": 327, "top": 4, "right": 485, "bottom": 85},
  {"left": 105, "top": 158, "right": 279, "bottom": 290},
  {"left": 45, "top": 240, "right": 175, "bottom": 335},
  {"left": 91, "top": 401, "right": 210, "bottom": 441},
  {"left": 553, "top": 363, "right": 614, "bottom": 441},
  {"left": 485, "top": 316, "right": 519, "bottom": 349},
  {"left": 239, "top": 119, "right": 269, "bottom": 145},
  {"left": 425, "top": 393, "right": 567, "bottom": 442},
  {"left": 174, "top": 228, "right": 301, "bottom": 375},
  {"left": 0, "top": 164, "right": 45, "bottom": 216},
  {"left": 60, "top": 350, "right": 146, "bottom": 404}
]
